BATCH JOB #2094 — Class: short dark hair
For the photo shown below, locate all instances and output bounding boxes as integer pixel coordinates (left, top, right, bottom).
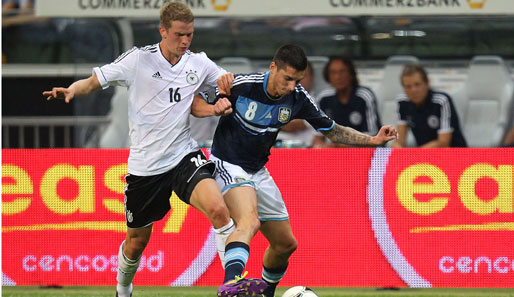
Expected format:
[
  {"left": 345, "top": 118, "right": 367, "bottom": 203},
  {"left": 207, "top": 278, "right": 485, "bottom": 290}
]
[
  {"left": 273, "top": 44, "right": 308, "bottom": 72},
  {"left": 401, "top": 63, "right": 429, "bottom": 84},
  {"left": 323, "top": 56, "right": 359, "bottom": 89}
]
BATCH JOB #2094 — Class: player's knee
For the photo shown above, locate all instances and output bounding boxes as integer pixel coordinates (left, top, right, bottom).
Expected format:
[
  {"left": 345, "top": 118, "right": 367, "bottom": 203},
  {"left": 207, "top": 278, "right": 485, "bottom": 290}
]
[
  {"left": 237, "top": 216, "right": 260, "bottom": 236},
  {"left": 285, "top": 237, "right": 298, "bottom": 255},
  {"left": 205, "top": 201, "right": 230, "bottom": 227},
  {"left": 249, "top": 218, "right": 261, "bottom": 235},
  {"left": 275, "top": 236, "right": 298, "bottom": 256},
  {"left": 291, "top": 238, "right": 298, "bottom": 253},
  {"left": 125, "top": 237, "right": 149, "bottom": 255}
]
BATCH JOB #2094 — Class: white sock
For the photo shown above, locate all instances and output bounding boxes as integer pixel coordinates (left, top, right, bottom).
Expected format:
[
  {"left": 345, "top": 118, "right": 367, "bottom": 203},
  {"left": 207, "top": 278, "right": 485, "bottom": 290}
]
[
  {"left": 116, "top": 241, "right": 140, "bottom": 296},
  {"left": 213, "top": 218, "right": 235, "bottom": 269},
  {"left": 116, "top": 283, "right": 133, "bottom": 297}
]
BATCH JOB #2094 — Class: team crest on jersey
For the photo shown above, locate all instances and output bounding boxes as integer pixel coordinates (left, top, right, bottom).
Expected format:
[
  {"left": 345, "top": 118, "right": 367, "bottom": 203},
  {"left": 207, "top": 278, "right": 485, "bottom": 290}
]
[
  {"left": 427, "top": 115, "right": 439, "bottom": 129},
  {"left": 349, "top": 111, "right": 363, "bottom": 125},
  {"left": 278, "top": 107, "right": 291, "bottom": 123},
  {"left": 186, "top": 70, "right": 199, "bottom": 85}
]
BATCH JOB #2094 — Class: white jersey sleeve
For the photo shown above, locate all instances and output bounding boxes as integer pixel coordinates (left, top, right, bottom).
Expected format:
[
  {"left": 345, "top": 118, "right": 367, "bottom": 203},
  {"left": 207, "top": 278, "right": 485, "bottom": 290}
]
[
  {"left": 196, "top": 52, "right": 227, "bottom": 94},
  {"left": 93, "top": 47, "right": 138, "bottom": 89}
]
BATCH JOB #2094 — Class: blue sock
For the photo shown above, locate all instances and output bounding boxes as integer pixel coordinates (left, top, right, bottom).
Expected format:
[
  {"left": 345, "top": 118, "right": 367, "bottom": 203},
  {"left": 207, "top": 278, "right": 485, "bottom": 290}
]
[
  {"left": 223, "top": 241, "right": 250, "bottom": 283},
  {"left": 262, "top": 263, "right": 288, "bottom": 297}
]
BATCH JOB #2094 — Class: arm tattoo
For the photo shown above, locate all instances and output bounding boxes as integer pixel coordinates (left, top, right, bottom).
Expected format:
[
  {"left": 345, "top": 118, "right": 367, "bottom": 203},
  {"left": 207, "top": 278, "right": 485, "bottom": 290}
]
[{"left": 322, "top": 124, "right": 372, "bottom": 146}]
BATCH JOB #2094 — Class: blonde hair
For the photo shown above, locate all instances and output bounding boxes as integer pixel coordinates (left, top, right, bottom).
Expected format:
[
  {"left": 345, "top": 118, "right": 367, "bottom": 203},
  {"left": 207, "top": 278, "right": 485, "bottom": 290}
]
[
  {"left": 160, "top": 2, "right": 194, "bottom": 30},
  {"left": 401, "top": 63, "right": 428, "bottom": 84}
]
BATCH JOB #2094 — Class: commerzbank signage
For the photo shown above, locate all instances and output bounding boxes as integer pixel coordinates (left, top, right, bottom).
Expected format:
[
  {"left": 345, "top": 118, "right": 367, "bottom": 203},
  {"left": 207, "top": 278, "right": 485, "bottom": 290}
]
[{"left": 35, "top": 0, "right": 508, "bottom": 17}]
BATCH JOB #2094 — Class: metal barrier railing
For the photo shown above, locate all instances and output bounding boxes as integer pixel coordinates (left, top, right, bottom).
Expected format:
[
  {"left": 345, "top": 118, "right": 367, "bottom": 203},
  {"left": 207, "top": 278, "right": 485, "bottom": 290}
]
[{"left": 2, "top": 116, "right": 111, "bottom": 148}]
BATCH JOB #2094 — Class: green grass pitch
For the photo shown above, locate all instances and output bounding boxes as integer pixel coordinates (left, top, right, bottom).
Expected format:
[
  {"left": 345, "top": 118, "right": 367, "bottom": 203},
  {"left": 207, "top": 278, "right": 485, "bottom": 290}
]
[{"left": 2, "top": 287, "right": 514, "bottom": 297}]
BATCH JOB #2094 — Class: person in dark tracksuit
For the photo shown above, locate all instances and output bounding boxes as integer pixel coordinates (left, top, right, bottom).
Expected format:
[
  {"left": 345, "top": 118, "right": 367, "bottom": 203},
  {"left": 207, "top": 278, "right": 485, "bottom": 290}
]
[
  {"left": 393, "top": 63, "right": 467, "bottom": 148},
  {"left": 313, "top": 56, "right": 381, "bottom": 147}
]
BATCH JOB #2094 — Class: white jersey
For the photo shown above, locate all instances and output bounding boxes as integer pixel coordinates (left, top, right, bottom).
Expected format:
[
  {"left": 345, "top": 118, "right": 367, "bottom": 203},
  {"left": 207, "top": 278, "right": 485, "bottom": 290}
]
[{"left": 94, "top": 44, "right": 226, "bottom": 176}]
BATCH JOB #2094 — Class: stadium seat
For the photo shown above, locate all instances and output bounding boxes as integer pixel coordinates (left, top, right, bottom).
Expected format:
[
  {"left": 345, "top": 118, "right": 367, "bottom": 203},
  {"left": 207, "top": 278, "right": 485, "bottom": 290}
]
[
  {"left": 375, "top": 55, "right": 419, "bottom": 122},
  {"left": 307, "top": 56, "right": 330, "bottom": 99},
  {"left": 99, "top": 87, "right": 130, "bottom": 148},
  {"left": 448, "top": 85, "right": 469, "bottom": 128},
  {"left": 218, "top": 57, "right": 254, "bottom": 75},
  {"left": 460, "top": 55, "right": 514, "bottom": 147},
  {"left": 376, "top": 55, "right": 419, "bottom": 147}
]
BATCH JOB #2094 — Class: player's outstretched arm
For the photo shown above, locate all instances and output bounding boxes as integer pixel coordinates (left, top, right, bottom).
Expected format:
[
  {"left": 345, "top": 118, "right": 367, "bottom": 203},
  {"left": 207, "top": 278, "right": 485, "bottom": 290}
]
[
  {"left": 191, "top": 94, "right": 232, "bottom": 117},
  {"left": 42, "top": 74, "right": 101, "bottom": 103},
  {"left": 322, "top": 124, "right": 398, "bottom": 147}
]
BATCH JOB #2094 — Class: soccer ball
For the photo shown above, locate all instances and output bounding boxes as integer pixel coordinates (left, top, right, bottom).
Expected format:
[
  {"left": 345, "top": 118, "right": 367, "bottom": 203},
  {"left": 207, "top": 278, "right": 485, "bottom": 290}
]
[{"left": 281, "top": 286, "right": 319, "bottom": 297}]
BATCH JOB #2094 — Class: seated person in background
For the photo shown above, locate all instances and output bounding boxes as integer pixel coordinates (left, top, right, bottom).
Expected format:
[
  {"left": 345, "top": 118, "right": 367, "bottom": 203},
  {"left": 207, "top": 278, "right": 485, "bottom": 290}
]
[
  {"left": 392, "top": 63, "right": 467, "bottom": 148},
  {"left": 312, "top": 56, "right": 381, "bottom": 147},
  {"left": 276, "top": 60, "right": 317, "bottom": 147}
]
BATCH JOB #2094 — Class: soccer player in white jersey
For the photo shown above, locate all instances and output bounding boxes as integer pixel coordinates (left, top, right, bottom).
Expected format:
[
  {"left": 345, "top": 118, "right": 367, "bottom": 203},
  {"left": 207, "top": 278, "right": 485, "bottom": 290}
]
[
  {"left": 43, "top": 3, "right": 266, "bottom": 297},
  {"left": 193, "top": 44, "right": 398, "bottom": 297}
]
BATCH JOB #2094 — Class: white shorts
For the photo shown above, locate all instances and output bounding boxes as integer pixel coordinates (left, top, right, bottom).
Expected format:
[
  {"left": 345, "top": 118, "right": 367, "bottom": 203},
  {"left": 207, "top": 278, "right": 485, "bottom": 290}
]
[{"left": 210, "top": 154, "right": 289, "bottom": 221}]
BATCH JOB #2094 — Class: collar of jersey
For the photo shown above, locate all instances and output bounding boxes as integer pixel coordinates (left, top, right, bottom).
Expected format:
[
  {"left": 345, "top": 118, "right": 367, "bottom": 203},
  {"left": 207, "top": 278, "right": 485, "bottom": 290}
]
[
  {"left": 263, "top": 71, "right": 282, "bottom": 101},
  {"left": 417, "top": 88, "right": 434, "bottom": 109},
  {"left": 157, "top": 42, "right": 184, "bottom": 67}
]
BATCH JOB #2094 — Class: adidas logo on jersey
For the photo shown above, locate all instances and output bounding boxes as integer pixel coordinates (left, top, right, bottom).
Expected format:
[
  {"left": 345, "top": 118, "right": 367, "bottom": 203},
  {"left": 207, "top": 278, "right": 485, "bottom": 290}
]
[{"left": 152, "top": 72, "right": 162, "bottom": 79}]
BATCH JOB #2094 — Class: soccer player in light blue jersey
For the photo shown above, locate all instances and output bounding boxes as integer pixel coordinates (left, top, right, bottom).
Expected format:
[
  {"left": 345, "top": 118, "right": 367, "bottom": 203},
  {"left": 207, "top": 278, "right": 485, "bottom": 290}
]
[{"left": 193, "top": 44, "right": 398, "bottom": 297}]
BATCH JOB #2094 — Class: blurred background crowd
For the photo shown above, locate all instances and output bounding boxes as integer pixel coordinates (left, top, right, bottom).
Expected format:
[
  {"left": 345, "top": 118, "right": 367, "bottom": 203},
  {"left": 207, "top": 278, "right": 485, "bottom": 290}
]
[{"left": 2, "top": 0, "right": 513, "bottom": 149}]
